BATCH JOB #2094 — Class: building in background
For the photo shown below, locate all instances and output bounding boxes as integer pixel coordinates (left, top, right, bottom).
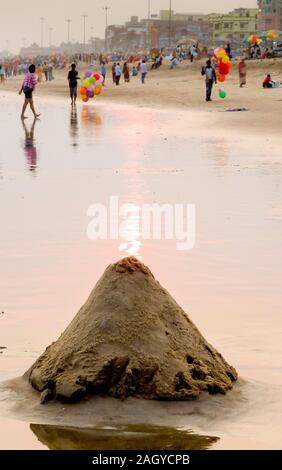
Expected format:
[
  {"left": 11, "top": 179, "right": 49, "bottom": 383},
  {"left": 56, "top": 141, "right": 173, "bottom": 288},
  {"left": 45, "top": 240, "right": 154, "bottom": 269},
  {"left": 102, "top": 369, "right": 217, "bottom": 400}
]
[
  {"left": 257, "top": 0, "right": 282, "bottom": 31},
  {"left": 107, "top": 16, "right": 148, "bottom": 52},
  {"left": 107, "top": 12, "right": 210, "bottom": 52},
  {"left": 209, "top": 8, "right": 259, "bottom": 45}
]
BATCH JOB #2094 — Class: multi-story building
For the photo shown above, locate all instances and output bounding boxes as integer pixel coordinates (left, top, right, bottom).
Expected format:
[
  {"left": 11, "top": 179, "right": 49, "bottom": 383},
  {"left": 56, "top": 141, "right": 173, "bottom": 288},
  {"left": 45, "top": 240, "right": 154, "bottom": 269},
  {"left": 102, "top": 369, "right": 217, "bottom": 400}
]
[
  {"left": 159, "top": 10, "right": 207, "bottom": 23},
  {"left": 209, "top": 8, "right": 259, "bottom": 44},
  {"left": 257, "top": 0, "right": 282, "bottom": 31}
]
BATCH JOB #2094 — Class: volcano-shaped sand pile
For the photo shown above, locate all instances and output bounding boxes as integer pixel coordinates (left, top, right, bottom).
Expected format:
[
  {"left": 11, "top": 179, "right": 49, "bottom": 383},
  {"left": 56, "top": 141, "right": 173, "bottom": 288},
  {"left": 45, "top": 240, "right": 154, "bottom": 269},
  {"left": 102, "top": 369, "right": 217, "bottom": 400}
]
[{"left": 25, "top": 257, "right": 238, "bottom": 403}]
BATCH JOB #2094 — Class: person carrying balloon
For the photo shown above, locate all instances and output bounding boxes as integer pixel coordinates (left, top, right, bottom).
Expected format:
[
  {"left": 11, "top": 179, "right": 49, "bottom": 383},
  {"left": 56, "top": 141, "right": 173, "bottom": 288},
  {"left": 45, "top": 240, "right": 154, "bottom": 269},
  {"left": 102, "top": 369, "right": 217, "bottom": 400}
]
[
  {"left": 201, "top": 60, "right": 217, "bottom": 102},
  {"left": 68, "top": 64, "right": 80, "bottom": 105}
]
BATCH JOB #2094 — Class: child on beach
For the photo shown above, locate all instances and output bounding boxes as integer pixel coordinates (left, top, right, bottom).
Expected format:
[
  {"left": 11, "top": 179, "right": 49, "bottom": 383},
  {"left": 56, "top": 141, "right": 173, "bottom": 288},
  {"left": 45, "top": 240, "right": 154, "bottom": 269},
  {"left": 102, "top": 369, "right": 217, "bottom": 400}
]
[{"left": 19, "top": 64, "right": 40, "bottom": 119}]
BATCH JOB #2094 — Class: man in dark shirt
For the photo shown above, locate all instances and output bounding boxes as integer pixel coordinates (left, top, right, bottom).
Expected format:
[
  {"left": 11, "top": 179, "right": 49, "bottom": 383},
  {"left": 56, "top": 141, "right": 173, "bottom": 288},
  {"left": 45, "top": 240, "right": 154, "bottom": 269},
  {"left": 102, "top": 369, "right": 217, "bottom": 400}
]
[{"left": 68, "top": 64, "right": 79, "bottom": 105}]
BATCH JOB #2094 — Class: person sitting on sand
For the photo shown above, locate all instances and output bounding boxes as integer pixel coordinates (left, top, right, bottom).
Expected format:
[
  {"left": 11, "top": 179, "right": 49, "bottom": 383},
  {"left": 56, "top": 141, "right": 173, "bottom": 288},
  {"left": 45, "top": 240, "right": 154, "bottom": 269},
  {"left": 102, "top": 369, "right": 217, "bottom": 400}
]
[
  {"left": 201, "top": 60, "right": 217, "bottom": 102},
  {"left": 19, "top": 64, "right": 40, "bottom": 119},
  {"left": 262, "top": 74, "right": 280, "bottom": 88},
  {"left": 132, "top": 65, "right": 138, "bottom": 77},
  {"left": 68, "top": 63, "right": 80, "bottom": 105}
]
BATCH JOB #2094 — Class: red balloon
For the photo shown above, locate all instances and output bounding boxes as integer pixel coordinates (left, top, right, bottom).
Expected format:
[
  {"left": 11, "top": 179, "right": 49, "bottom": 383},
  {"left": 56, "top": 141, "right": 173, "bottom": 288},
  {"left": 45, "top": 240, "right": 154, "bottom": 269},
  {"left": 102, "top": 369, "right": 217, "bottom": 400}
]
[
  {"left": 94, "top": 73, "right": 100, "bottom": 81},
  {"left": 218, "top": 60, "right": 230, "bottom": 75}
]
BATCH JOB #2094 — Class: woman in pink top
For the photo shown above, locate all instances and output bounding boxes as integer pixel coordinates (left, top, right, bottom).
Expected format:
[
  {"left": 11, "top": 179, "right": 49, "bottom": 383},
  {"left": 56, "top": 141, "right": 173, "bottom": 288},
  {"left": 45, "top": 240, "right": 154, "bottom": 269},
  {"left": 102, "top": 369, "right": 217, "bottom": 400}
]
[{"left": 19, "top": 64, "right": 40, "bottom": 119}]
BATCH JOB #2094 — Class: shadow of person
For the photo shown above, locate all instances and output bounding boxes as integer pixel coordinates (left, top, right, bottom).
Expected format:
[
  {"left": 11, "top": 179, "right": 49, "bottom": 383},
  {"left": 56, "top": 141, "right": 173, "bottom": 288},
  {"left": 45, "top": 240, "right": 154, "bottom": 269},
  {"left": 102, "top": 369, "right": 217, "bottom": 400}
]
[
  {"left": 30, "top": 423, "right": 219, "bottom": 451},
  {"left": 21, "top": 117, "right": 38, "bottom": 173}
]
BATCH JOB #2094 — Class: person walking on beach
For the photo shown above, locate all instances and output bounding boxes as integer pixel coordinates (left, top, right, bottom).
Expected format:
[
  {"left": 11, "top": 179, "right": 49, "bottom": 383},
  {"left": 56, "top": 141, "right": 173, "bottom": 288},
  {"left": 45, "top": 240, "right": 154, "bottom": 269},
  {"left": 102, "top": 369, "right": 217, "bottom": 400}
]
[
  {"left": 122, "top": 62, "right": 130, "bottom": 83},
  {"left": 238, "top": 58, "right": 247, "bottom": 88},
  {"left": 140, "top": 60, "right": 148, "bottom": 84},
  {"left": 68, "top": 63, "right": 79, "bottom": 105},
  {"left": 43, "top": 62, "right": 48, "bottom": 81},
  {"left": 36, "top": 64, "right": 43, "bottom": 83},
  {"left": 201, "top": 60, "right": 217, "bottom": 102},
  {"left": 19, "top": 64, "right": 40, "bottom": 119},
  {"left": 101, "top": 61, "right": 106, "bottom": 84},
  {"left": 112, "top": 62, "right": 116, "bottom": 84},
  {"left": 0, "top": 65, "right": 6, "bottom": 84},
  {"left": 115, "top": 63, "right": 122, "bottom": 85}
]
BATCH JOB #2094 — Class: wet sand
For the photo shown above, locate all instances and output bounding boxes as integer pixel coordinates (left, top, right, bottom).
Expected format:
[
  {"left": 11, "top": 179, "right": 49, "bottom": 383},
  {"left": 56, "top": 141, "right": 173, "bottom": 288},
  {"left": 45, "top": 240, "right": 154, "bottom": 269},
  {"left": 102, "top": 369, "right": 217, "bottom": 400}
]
[{"left": 0, "top": 93, "right": 281, "bottom": 449}]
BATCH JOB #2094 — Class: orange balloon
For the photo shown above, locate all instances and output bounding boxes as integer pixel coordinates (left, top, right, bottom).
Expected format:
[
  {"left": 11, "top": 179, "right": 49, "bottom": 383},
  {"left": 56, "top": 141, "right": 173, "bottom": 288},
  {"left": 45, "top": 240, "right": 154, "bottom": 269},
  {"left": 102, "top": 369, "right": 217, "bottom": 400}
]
[
  {"left": 217, "top": 74, "right": 226, "bottom": 82},
  {"left": 82, "top": 96, "right": 89, "bottom": 102},
  {"left": 80, "top": 87, "right": 87, "bottom": 95}
]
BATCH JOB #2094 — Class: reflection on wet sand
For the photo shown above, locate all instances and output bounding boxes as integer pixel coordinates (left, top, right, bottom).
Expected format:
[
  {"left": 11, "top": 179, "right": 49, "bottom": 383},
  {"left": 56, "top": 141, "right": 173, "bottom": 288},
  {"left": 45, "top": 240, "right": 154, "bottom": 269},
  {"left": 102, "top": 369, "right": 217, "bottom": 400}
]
[
  {"left": 70, "top": 105, "right": 79, "bottom": 145},
  {"left": 21, "top": 118, "right": 38, "bottom": 173},
  {"left": 81, "top": 105, "right": 102, "bottom": 127},
  {"left": 30, "top": 424, "right": 219, "bottom": 451}
]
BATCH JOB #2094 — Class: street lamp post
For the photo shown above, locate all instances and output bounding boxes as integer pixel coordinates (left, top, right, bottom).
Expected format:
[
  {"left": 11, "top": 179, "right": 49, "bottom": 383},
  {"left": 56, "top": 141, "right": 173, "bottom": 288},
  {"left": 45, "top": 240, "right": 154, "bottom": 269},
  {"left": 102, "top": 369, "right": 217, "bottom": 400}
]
[
  {"left": 81, "top": 14, "right": 88, "bottom": 50},
  {"left": 147, "top": 0, "right": 151, "bottom": 51},
  {"left": 103, "top": 6, "right": 110, "bottom": 52},
  {"left": 168, "top": 0, "right": 172, "bottom": 49},
  {"left": 65, "top": 19, "right": 72, "bottom": 43},
  {"left": 48, "top": 27, "right": 53, "bottom": 47},
  {"left": 40, "top": 17, "right": 45, "bottom": 48}
]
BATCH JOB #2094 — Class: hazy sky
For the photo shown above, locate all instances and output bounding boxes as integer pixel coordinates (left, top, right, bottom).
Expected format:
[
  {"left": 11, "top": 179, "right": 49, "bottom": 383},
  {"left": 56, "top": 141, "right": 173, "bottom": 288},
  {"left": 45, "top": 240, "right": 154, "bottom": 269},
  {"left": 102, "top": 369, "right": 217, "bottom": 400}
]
[{"left": 1, "top": 0, "right": 257, "bottom": 52}]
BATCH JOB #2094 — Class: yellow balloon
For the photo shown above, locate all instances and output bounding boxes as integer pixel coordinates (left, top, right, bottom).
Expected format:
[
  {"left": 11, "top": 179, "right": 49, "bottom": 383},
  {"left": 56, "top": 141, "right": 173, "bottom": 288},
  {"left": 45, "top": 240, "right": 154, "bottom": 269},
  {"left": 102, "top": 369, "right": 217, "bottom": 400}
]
[
  {"left": 83, "top": 79, "right": 90, "bottom": 87},
  {"left": 217, "top": 48, "right": 226, "bottom": 59},
  {"left": 222, "top": 55, "right": 230, "bottom": 64}
]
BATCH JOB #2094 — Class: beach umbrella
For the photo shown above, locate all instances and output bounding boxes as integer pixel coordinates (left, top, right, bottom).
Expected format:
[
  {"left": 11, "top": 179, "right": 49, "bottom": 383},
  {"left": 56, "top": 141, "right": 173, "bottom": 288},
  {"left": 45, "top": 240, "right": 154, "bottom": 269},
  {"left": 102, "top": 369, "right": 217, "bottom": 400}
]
[
  {"left": 267, "top": 31, "right": 279, "bottom": 39},
  {"left": 247, "top": 35, "right": 262, "bottom": 44}
]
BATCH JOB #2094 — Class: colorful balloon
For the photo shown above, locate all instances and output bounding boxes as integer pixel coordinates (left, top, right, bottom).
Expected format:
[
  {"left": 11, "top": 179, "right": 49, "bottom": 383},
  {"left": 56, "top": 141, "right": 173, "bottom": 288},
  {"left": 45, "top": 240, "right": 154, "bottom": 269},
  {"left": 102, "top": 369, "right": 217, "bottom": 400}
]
[
  {"left": 217, "top": 74, "right": 226, "bottom": 82},
  {"left": 219, "top": 89, "right": 227, "bottom": 99},
  {"left": 80, "top": 71, "right": 104, "bottom": 102}
]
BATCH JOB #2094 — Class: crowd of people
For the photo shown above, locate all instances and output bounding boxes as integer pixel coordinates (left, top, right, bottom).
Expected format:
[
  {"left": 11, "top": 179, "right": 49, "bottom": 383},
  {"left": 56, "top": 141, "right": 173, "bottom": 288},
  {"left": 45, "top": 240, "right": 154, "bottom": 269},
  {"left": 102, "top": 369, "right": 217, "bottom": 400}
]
[{"left": 1, "top": 40, "right": 281, "bottom": 117}]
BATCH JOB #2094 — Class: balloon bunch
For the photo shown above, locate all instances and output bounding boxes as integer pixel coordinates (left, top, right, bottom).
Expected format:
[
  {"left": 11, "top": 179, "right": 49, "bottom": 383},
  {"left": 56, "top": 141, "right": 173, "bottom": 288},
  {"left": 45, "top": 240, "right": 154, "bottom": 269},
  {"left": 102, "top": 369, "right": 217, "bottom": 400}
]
[
  {"left": 79, "top": 71, "right": 104, "bottom": 102},
  {"left": 213, "top": 47, "right": 232, "bottom": 99}
]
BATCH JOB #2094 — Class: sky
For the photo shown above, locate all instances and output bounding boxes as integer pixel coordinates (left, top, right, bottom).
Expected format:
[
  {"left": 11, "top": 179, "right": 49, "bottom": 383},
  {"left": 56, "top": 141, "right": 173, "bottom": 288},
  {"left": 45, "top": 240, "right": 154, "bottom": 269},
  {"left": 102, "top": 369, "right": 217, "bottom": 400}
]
[{"left": 1, "top": 0, "right": 257, "bottom": 53}]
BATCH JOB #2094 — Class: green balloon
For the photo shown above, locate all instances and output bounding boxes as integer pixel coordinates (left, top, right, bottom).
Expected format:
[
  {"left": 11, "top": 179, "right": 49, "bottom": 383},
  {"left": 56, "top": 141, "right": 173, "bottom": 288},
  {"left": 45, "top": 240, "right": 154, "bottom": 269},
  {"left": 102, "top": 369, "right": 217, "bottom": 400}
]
[
  {"left": 89, "top": 76, "right": 95, "bottom": 84},
  {"left": 219, "top": 90, "right": 227, "bottom": 99}
]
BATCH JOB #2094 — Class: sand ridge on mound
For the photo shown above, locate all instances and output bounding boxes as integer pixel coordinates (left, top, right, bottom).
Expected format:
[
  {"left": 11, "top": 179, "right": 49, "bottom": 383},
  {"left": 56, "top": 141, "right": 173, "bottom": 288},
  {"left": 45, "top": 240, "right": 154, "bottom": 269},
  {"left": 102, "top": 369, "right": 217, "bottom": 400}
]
[{"left": 25, "top": 257, "right": 238, "bottom": 403}]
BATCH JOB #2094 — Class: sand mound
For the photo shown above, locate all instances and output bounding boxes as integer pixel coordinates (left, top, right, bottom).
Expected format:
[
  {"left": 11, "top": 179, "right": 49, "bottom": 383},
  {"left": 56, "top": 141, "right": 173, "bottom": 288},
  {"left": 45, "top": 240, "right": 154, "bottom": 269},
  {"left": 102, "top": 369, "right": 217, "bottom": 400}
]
[{"left": 25, "top": 257, "right": 237, "bottom": 403}]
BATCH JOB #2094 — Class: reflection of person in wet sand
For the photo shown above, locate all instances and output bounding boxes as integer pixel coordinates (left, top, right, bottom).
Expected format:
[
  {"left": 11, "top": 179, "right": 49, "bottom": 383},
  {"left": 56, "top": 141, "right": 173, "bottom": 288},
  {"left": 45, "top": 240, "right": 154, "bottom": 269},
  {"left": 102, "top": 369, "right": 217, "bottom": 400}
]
[
  {"left": 22, "top": 118, "right": 38, "bottom": 172},
  {"left": 70, "top": 105, "right": 78, "bottom": 144}
]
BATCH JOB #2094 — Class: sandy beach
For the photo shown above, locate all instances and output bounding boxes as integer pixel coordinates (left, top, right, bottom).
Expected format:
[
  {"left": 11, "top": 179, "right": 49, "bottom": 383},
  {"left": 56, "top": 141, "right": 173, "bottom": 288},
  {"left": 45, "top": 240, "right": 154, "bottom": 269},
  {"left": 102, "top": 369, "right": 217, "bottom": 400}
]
[
  {"left": 1, "top": 59, "right": 282, "bottom": 137},
  {"left": 0, "top": 57, "right": 282, "bottom": 450}
]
